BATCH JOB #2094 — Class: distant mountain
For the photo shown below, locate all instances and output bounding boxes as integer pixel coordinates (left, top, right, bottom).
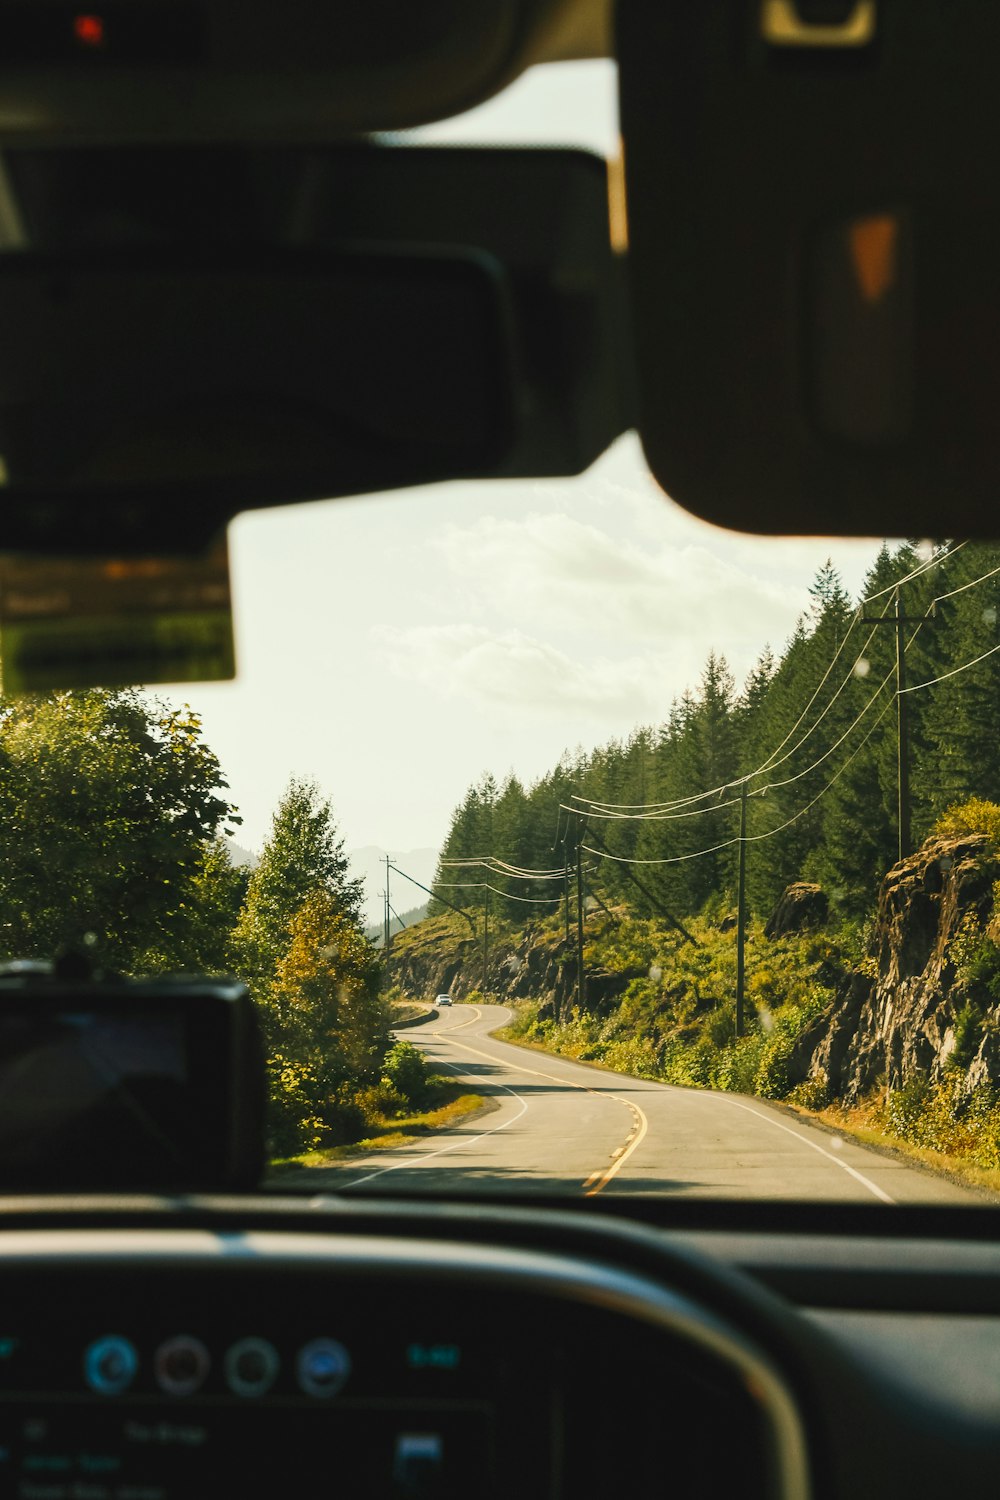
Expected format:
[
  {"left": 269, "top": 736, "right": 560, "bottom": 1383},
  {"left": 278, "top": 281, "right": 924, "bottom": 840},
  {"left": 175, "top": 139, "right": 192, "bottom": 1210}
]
[
  {"left": 348, "top": 846, "right": 439, "bottom": 926},
  {"left": 366, "top": 901, "right": 430, "bottom": 946},
  {"left": 225, "top": 840, "right": 256, "bottom": 869}
]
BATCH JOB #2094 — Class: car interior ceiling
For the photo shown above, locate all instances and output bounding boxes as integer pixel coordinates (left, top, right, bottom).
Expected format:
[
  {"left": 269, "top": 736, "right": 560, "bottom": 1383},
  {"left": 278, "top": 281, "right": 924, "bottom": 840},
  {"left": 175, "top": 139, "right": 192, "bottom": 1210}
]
[{"left": 0, "top": 4, "right": 999, "bottom": 1499}]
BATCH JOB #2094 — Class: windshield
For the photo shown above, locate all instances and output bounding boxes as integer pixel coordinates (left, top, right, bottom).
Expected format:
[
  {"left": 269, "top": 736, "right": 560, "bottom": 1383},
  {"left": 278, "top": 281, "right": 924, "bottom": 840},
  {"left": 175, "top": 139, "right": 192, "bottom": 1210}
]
[{"left": 2, "top": 62, "right": 997, "bottom": 1209}]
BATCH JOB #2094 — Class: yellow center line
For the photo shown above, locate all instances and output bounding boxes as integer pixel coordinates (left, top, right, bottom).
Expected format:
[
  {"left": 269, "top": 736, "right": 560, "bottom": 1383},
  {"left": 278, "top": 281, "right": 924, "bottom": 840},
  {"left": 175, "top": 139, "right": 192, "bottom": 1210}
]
[
  {"left": 583, "top": 1101, "right": 649, "bottom": 1197},
  {"left": 425, "top": 1007, "right": 649, "bottom": 1197}
]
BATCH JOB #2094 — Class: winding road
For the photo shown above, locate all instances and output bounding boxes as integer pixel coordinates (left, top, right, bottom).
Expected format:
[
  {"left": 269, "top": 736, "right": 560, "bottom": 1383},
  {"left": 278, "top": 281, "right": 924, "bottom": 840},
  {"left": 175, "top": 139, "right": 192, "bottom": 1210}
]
[{"left": 294, "top": 1004, "right": 982, "bottom": 1203}]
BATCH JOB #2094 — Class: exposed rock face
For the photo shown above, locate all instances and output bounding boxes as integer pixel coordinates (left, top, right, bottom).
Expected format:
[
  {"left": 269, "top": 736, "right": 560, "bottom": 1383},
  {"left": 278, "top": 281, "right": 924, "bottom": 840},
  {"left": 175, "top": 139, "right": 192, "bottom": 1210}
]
[
  {"left": 389, "top": 918, "right": 641, "bottom": 1019},
  {"left": 807, "top": 834, "right": 1000, "bottom": 1102},
  {"left": 764, "top": 882, "right": 828, "bottom": 939}
]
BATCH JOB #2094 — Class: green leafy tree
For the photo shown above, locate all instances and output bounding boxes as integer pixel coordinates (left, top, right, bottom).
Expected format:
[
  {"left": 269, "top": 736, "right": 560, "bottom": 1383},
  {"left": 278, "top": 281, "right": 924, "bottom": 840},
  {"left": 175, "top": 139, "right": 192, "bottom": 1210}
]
[
  {"left": 0, "top": 689, "right": 239, "bottom": 971},
  {"left": 137, "top": 836, "right": 248, "bottom": 973}
]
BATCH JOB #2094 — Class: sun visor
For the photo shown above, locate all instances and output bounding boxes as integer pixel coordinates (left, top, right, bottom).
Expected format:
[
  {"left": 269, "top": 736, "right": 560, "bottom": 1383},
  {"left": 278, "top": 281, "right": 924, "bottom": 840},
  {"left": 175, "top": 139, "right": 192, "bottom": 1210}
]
[
  {"left": 618, "top": 0, "right": 1000, "bottom": 537},
  {"left": 0, "top": 144, "right": 626, "bottom": 554}
]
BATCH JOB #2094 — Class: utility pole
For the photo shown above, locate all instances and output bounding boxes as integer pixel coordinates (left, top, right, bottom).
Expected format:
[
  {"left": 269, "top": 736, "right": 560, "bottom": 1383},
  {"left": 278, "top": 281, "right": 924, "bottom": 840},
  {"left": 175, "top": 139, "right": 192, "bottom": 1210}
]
[
  {"left": 384, "top": 854, "right": 393, "bottom": 962},
  {"left": 735, "top": 780, "right": 747, "bottom": 1038},
  {"left": 895, "top": 590, "right": 911, "bottom": 862},
  {"left": 575, "top": 832, "right": 586, "bottom": 1011},
  {"left": 862, "top": 585, "right": 931, "bottom": 864},
  {"left": 482, "top": 885, "right": 489, "bottom": 995},
  {"left": 560, "top": 854, "right": 571, "bottom": 1022}
]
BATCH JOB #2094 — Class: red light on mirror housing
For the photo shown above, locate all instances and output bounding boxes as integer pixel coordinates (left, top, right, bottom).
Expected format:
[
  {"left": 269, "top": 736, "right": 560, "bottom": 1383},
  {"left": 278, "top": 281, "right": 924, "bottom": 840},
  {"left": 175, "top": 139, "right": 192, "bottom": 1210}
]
[{"left": 73, "top": 14, "right": 106, "bottom": 49}]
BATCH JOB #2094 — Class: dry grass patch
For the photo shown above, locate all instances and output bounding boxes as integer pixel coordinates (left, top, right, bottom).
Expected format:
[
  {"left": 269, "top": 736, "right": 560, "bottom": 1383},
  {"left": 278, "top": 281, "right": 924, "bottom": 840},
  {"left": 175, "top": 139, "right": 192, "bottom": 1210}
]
[{"left": 790, "top": 1097, "right": 1000, "bottom": 1200}]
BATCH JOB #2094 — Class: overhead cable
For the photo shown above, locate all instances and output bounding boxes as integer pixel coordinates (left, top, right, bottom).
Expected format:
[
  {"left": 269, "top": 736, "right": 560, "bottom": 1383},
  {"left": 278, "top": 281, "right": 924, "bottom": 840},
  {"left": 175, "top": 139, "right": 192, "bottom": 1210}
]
[
  {"left": 433, "top": 880, "right": 562, "bottom": 904},
  {"left": 582, "top": 688, "right": 895, "bottom": 866},
  {"left": 860, "top": 540, "right": 965, "bottom": 605},
  {"left": 929, "top": 560, "right": 1000, "bottom": 607},
  {"left": 897, "top": 638, "right": 1000, "bottom": 694}
]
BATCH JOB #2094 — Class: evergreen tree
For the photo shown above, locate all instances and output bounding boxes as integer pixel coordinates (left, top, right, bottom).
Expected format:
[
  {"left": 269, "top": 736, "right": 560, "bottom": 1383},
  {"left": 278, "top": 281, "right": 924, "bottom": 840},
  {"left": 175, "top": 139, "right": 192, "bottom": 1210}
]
[
  {"left": 918, "top": 542, "right": 1000, "bottom": 822},
  {"left": 232, "top": 777, "right": 362, "bottom": 991}
]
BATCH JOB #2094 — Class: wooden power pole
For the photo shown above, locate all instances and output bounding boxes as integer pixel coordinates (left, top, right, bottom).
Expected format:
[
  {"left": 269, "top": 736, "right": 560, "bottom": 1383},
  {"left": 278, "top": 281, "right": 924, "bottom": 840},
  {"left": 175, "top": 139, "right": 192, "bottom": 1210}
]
[
  {"left": 735, "top": 780, "right": 747, "bottom": 1037},
  {"left": 862, "top": 585, "right": 932, "bottom": 864}
]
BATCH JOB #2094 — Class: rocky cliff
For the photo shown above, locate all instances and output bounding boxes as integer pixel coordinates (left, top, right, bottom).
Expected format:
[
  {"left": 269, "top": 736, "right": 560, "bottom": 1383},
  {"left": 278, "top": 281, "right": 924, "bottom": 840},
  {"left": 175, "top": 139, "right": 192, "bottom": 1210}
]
[
  {"left": 800, "top": 833, "right": 1000, "bottom": 1101},
  {"left": 388, "top": 912, "right": 639, "bottom": 1018}
]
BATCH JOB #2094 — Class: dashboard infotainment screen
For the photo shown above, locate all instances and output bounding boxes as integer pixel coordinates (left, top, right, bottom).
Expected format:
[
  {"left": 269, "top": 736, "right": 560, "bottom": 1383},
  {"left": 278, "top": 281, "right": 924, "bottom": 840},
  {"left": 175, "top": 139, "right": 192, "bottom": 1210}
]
[{"left": 0, "top": 1275, "right": 528, "bottom": 1500}]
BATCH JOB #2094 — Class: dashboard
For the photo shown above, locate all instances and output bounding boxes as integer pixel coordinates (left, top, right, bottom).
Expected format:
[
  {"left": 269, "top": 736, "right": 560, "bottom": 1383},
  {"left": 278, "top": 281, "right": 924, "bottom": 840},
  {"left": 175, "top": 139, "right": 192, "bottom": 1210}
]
[{"left": 0, "top": 1197, "right": 998, "bottom": 1500}]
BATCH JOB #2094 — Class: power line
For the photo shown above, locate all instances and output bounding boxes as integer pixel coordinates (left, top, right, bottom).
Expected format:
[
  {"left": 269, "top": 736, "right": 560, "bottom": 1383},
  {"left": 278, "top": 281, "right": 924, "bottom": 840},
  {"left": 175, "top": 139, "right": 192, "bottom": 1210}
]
[
  {"left": 570, "top": 655, "right": 898, "bottom": 824},
  {"left": 560, "top": 793, "right": 743, "bottom": 823},
  {"left": 760, "top": 661, "right": 897, "bottom": 791},
  {"left": 490, "top": 856, "right": 569, "bottom": 877},
  {"left": 929, "top": 561, "right": 1000, "bottom": 607},
  {"left": 439, "top": 858, "right": 585, "bottom": 881},
  {"left": 571, "top": 608, "right": 878, "bottom": 815},
  {"left": 435, "top": 879, "right": 563, "bottom": 905},
  {"left": 860, "top": 540, "right": 965, "bottom": 604},
  {"left": 898, "top": 638, "right": 1000, "bottom": 694},
  {"left": 570, "top": 546, "right": 972, "bottom": 824},
  {"left": 582, "top": 689, "right": 896, "bottom": 867},
  {"left": 572, "top": 566, "right": 973, "bottom": 827},
  {"left": 441, "top": 859, "right": 568, "bottom": 880}
]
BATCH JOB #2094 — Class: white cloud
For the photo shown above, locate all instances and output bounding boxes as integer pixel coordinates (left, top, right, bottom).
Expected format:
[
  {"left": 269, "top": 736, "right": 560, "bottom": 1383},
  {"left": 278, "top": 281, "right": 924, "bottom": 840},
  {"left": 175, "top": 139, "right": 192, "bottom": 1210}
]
[
  {"left": 433, "top": 509, "right": 804, "bottom": 660},
  {"left": 375, "top": 622, "right": 671, "bottom": 722}
]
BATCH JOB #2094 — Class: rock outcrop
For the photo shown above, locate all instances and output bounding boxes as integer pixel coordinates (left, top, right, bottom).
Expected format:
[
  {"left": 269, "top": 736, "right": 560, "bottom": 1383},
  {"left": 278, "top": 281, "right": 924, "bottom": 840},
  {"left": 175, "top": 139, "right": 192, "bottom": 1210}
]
[
  {"left": 389, "top": 915, "right": 641, "bottom": 1020},
  {"left": 805, "top": 834, "right": 1000, "bottom": 1101},
  {"left": 764, "top": 882, "right": 828, "bottom": 939}
]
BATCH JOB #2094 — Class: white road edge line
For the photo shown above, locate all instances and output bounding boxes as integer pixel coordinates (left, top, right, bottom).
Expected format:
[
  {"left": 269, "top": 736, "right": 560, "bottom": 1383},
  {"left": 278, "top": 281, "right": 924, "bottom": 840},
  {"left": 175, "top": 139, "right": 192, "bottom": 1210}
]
[
  {"left": 339, "top": 1052, "right": 529, "bottom": 1190},
  {"left": 718, "top": 1096, "right": 896, "bottom": 1204},
  {"left": 401, "top": 1006, "right": 890, "bottom": 1202}
]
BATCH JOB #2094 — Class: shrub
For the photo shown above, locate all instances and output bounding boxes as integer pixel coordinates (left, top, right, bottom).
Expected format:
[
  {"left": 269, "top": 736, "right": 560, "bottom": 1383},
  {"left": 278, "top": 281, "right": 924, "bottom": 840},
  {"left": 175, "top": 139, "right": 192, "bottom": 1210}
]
[
  {"left": 951, "top": 912, "right": 1000, "bottom": 1004},
  {"left": 381, "top": 1040, "right": 429, "bottom": 1105},
  {"left": 884, "top": 1076, "right": 932, "bottom": 1137},
  {"left": 949, "top": 1001, "right": 985, "bottom": 1071},
  {"left": 787, "top": 1072, "right": 830, "bottom": 1109},
  {"left": 266, "top": 1051, "right": 328, "bottom": 1156},
  {"left": 933, "top": 797, "right": 1000, "bottom": 847},
  {"left": 356, "top": 1081, "right": 407, "bottom": 1125}
]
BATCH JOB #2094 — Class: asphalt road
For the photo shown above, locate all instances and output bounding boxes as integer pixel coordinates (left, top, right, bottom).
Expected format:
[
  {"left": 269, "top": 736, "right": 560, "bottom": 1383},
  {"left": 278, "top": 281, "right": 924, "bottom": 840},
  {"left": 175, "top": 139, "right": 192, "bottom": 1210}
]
[{"left": 300, "top": 1004, "right": 983, "bottom": 1203}]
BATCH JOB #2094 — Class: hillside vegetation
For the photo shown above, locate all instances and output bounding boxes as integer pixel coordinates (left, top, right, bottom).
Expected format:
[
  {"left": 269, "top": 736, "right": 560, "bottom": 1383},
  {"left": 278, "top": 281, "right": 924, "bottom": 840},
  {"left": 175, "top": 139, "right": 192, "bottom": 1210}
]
[
  {"left": 429, "top": 542, "right": 1000, "bottom": 929},
  {"left": 394, "top": 801, "right": 1000, "bottom": 1185}
]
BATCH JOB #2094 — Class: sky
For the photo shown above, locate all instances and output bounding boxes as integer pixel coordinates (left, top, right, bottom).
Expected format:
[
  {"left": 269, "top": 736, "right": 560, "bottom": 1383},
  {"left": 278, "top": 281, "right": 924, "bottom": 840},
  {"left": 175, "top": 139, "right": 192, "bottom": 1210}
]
[{"left": 159, "top": 61, "right": 889, "bottom": 914}]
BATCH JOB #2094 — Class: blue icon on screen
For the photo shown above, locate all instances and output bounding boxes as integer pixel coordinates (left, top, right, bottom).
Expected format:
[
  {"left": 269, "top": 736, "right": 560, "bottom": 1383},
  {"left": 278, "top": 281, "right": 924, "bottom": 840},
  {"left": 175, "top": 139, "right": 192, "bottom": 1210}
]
[
  {"left": 296, "top": 1339, "right": 351, "bottom": 1398},
  {"left": 84, "top": 1336, "right": 138, "bottom": 1396}
]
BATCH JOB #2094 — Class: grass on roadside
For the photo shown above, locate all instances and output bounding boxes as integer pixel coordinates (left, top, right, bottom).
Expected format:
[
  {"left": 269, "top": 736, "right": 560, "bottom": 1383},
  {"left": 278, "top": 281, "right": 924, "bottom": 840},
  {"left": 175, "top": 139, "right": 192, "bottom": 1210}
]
[
  {"left": 791, "top": 1096, "right": 1000, "bottom": 1199},
  {"left": 269, "top": 1076, "right": 487, "bottom": 1172},
  {"left": 389, "top": 999, "right": 435, "bottom": 1026}
]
